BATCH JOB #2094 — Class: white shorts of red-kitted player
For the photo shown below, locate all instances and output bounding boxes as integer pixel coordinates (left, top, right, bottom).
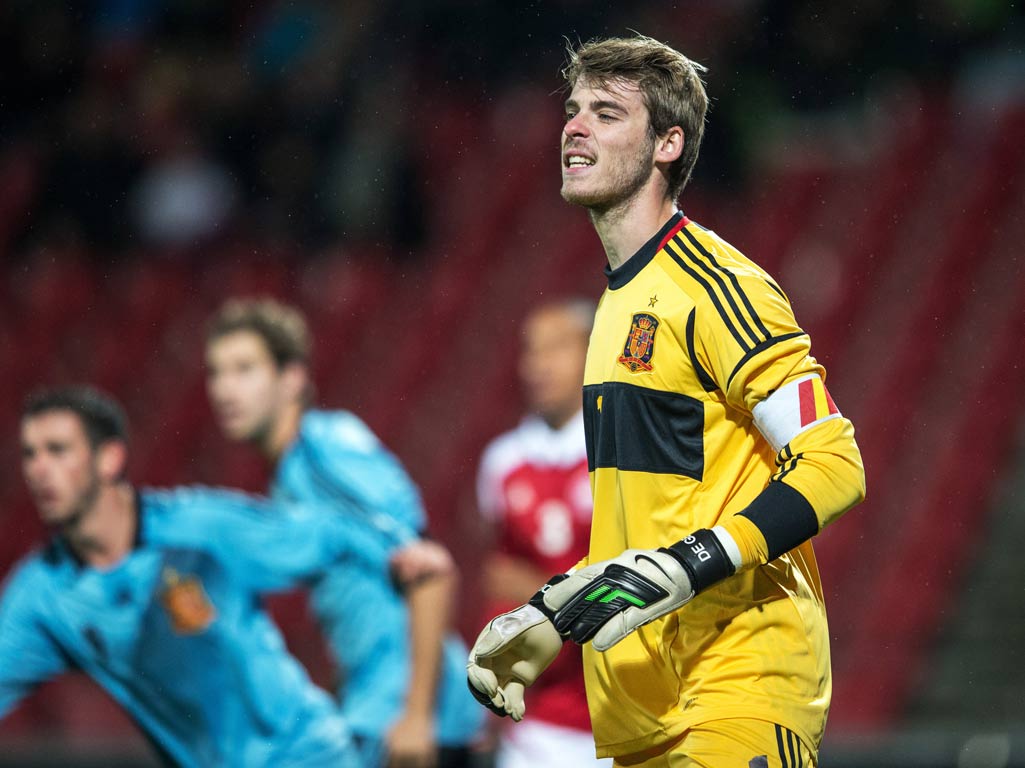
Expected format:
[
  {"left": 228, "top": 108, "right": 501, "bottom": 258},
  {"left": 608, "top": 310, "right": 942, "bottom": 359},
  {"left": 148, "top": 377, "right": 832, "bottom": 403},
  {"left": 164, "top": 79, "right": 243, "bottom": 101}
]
[{"left": 498, "top": 719, "right": 613, "bottom": 768}]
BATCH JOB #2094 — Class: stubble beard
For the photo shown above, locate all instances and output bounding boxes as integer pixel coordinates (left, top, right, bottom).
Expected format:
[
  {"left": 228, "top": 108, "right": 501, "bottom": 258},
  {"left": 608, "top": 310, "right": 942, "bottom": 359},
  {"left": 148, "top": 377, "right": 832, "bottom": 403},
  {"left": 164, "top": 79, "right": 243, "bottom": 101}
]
[
  {"left": 246, "top": 414, "right": 275, "bottom": 449},
  {"left": 220, "top": 403, "right": 274, "bottom": 447},
  {"left": 249, "top": 404, "right": 292, "bottom": 458},
  {"left": 54, "top": 469, "right": 102, "bottom": 534},
  {"left": 560, "top": 136, "right": 655, "bottom": 215}
]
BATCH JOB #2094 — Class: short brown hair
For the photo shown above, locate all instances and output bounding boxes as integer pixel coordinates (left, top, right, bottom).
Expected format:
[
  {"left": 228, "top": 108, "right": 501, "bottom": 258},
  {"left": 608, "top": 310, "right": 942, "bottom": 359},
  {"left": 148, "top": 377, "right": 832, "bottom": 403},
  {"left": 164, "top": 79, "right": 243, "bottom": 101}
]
[
  {"left": 206, "top": 298, "right": 311, "bottom": 369},
  {"left": 23, "top": 386, "right": 129, "bottom": 449},
  {"left": 563, "top": 34, "right": 708, "bottom": 200}
]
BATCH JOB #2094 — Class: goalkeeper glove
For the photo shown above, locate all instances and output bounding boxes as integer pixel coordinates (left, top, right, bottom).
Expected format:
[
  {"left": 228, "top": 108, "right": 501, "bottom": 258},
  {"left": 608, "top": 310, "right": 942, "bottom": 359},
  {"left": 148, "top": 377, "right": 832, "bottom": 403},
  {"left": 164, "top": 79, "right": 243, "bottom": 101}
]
[
  {"left": 536, "top": 527, "right": 739, "bottom": 652},
  {"left": 466, "top": 528, "right": 738, "bottom": 720},
  {"left": 466, "top": 603, "right": 563, "bottom": 720}
]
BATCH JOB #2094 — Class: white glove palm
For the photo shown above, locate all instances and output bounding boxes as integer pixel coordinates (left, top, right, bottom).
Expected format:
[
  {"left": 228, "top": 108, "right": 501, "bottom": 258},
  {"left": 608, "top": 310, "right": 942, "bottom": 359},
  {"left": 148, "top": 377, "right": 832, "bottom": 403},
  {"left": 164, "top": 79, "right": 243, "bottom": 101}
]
[{"left": 466, "top": 604, "right": 563, "bottom": 721}]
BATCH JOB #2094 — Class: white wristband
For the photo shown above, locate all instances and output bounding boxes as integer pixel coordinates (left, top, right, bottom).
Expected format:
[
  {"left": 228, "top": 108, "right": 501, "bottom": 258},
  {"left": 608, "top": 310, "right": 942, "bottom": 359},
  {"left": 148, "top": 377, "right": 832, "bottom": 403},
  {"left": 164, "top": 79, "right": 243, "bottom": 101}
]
[{"left": 712, "top": 525, "right": 743, "bottom": 572}]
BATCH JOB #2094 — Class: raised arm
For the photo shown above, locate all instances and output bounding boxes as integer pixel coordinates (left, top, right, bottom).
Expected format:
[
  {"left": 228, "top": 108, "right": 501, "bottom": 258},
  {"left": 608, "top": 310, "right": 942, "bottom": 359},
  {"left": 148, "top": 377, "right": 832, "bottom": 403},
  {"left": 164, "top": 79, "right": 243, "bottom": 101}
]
[
  {"left": 291, "top": 417, "right": 454, "bottom": 766},
  {"left": 144, "top": 487, "right": 396, "bottom": 593}
]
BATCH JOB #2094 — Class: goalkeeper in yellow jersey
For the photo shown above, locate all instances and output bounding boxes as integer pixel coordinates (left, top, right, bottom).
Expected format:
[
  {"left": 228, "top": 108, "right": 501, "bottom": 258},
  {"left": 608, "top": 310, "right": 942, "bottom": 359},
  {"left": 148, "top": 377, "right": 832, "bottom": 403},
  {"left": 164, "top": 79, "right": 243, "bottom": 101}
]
[{"left": 467, "top": 34, "right": 865, "bottom": 768}]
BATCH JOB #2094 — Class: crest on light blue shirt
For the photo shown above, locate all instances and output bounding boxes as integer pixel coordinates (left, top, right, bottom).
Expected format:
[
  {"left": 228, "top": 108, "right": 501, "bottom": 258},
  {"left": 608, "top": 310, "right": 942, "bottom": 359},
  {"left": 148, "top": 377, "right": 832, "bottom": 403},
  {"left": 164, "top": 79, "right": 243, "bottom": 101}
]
[{"left": 160, "top": 568, "right": 216, "bottom": 635}]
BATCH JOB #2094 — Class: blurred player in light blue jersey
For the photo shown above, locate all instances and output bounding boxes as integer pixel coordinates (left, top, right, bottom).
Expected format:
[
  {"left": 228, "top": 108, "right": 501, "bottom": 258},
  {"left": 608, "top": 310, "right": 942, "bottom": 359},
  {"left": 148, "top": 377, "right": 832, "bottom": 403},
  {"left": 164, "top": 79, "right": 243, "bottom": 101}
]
[
  {"left": 205, "top": 299, "right": 482, "bottom": 768},
  {"left": 0, "top": 386, "right": 373, "bottom": 767}
]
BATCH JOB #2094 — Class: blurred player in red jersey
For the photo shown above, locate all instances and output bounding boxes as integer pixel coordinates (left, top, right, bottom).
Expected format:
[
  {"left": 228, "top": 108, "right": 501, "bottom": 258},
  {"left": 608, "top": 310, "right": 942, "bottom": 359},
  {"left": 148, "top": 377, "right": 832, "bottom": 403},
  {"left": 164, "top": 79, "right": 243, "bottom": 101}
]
[{"left": 475, "top": 299, "right": 611, "bottom": 768}]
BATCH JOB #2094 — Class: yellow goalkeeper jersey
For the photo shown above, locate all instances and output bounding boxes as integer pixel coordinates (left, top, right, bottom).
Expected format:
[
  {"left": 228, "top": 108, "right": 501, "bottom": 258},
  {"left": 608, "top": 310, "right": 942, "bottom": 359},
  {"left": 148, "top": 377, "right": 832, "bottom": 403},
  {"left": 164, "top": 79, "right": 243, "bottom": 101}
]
[{"left": 581, "top": 212, "right": 864, "bottom": 759}]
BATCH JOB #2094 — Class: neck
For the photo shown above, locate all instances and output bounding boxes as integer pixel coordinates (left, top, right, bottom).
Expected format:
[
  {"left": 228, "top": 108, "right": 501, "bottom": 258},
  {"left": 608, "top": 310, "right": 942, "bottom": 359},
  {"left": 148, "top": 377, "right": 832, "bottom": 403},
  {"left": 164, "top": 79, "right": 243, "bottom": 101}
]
[
  {"left": 589, "top": 187, "right": 678, "bottom": 271},
  {"left": 65, "top": 483, "right": 137, "bottom": 569},
  {"left": 259, "top": 402, "right": 304, "bottom": 462},
  {"left": 539, "top": 406, "right": 580, "bottom": 431}
]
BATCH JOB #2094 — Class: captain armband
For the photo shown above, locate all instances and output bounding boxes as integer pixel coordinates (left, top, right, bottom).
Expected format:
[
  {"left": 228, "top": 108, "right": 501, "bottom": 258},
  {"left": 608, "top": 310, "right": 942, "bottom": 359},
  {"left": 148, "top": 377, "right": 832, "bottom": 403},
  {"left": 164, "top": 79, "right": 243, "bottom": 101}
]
[{"left": 752, "top": 374, "right": 841, "bottom": 453}]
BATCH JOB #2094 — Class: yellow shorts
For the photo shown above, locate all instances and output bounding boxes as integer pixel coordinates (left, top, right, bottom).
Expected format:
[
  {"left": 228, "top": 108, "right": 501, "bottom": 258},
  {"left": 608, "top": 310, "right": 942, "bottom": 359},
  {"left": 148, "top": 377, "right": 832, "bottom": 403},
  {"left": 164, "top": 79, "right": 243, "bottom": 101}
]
[{"left": 611, "top": 719, "right": 816, "bottom": 768}]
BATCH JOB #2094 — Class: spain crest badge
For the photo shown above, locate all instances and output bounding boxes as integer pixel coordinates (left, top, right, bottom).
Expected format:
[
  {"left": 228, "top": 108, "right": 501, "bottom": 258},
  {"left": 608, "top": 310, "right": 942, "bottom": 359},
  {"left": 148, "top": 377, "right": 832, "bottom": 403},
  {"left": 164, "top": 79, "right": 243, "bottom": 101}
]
[
  {"left": 618, "top": 312, "right": 660, "bottom": 373},
  {"left": 160, "top": 567, "right": 216, "bottom": 635}
]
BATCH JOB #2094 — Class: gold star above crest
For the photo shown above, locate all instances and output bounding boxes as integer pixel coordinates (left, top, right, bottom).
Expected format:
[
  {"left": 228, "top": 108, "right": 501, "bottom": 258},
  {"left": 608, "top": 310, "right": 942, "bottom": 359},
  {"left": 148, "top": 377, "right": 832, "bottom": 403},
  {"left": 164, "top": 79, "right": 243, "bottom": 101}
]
[{"left": 648, "top": 294, "right": 658, "bottom": 308}]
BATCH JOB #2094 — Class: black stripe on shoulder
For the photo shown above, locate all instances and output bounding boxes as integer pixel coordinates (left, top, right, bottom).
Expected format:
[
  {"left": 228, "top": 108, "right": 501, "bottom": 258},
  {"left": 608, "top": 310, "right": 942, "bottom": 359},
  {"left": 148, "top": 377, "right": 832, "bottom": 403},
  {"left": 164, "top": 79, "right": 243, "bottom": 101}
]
[
  {"left": 680, "top": 228, "right": 774, "bottom": 340},
  {"left": 685, "top": 309, "right": 719, "bottom": 392},
  {"left": 672, "top": 233, "right": 763, "bottom": 349},
  {"left": 679, "top": 227, "right": 773, "bottom": 344},
  {"left": 665, "top": 244, "right": 752, "bottom": 353},
  {"left": 726, "top": 331, "right": 807, "bottom": 389}
]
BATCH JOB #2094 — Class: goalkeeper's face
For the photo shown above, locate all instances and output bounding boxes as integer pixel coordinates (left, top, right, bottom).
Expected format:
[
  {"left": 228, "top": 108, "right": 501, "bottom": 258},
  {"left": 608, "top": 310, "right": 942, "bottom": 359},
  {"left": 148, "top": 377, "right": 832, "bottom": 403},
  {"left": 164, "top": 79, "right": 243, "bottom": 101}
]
[
  {"left": 206, "top": 330, "right": 294, "bottom": 444},
  {"left": 561, "top": 76, "right": 658, "bottom": 211}
]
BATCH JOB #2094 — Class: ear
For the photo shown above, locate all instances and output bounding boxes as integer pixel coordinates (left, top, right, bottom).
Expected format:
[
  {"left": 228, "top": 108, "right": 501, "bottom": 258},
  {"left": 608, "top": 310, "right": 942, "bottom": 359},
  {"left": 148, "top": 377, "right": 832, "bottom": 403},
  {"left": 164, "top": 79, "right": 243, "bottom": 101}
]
[
  {"left": 655, "top": 126, "right": 684, "bottom": 165},
  {"left": 96, "top": 441, "right": 128, "bottom": 482},
  {"left": 281, "top": 362, "right": 309, "bottom": 403}
]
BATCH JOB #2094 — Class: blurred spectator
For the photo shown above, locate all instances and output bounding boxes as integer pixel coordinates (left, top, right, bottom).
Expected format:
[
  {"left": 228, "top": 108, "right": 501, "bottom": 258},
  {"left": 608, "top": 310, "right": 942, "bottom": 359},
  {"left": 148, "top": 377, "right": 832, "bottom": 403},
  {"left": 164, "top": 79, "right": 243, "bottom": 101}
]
[
  {"left": 3, "top": 0, "right": 1021, "bottom": 259},
  {"left": 130, "top": 129, "right": 236, "bottom": 248},
  {"left": 37, "top": 86, "right": 141, "bottom": 251}
]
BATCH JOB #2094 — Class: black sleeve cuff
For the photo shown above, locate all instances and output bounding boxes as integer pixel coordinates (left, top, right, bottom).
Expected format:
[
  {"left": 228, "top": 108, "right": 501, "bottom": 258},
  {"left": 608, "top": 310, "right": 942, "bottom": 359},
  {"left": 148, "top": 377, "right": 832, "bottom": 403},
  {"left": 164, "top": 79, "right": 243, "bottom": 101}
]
[{"left": 739, "top": 481, "right": 819, "bottom": 561}]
